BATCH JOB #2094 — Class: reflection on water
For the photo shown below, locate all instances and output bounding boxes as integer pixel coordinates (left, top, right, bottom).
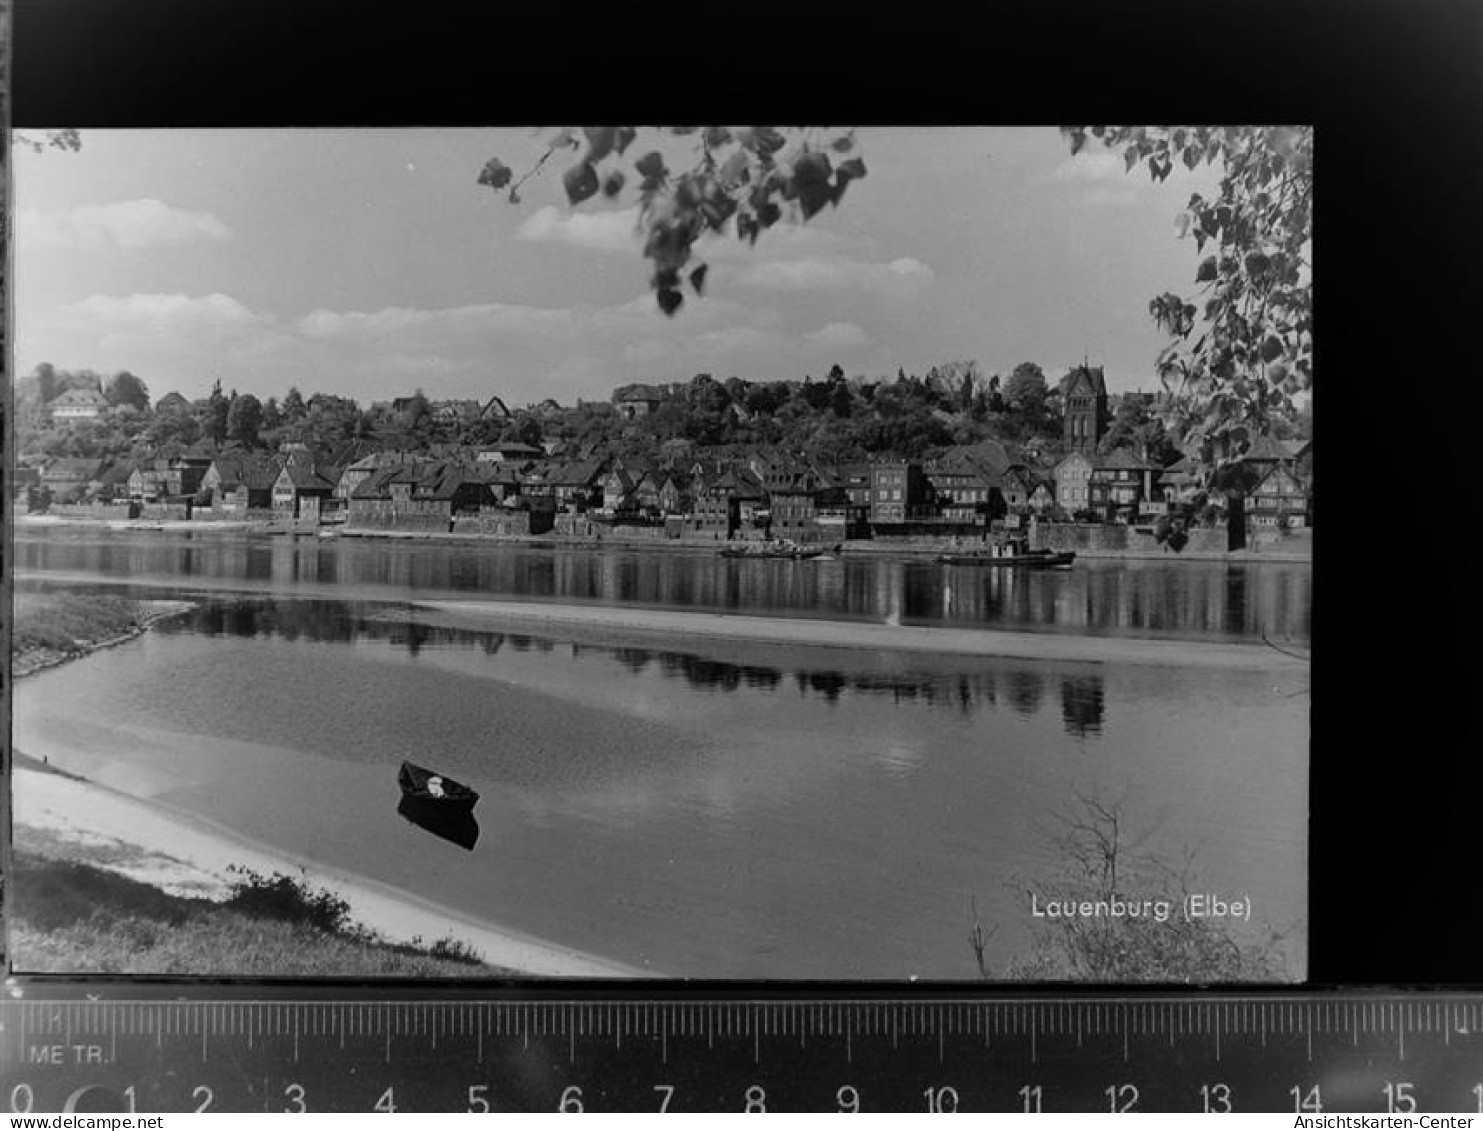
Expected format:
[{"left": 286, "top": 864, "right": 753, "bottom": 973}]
[
  {"left": 396, "top": 796, "right": 480, "bottom": 851},
  {"left": 15, "top": 529, "right": 1312, "bottom": 643},
  {"left": 12, "top": 587, "right": 1307, "bottom": 979},
  {"left": 153, "top": 597, "right": 1107, "bottom": 738}
]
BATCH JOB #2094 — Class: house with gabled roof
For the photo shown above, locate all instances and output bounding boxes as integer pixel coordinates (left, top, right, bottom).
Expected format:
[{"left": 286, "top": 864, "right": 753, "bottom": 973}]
[
  {"left": 41, "top": 457, "right": 106, "bottom": 497},
  {"left": 1249, "top": 461, "right": 1310, "bottom": 527},
  {"left": 474, "top": 441, "right": 543, "bottom": 464},
  {"left": 655, "top": 470, "right": 691, "bottom": 517},
  {"left": 544, "top": 458, "right": 605, "bottom": 511},
  {"left": 1028, "top": 478, "right": 1056, "bottom": 515},
  {"left": 599, "top": 467, "right": 637, "bottom": 515},
  {"left": 925, "top": 451, "right": 1001, "bottom": 524},
  {"left": 1000, "top": 464, "right": 1039, "bottom": 512},
  {"left": 1053, "top": 451, "right": 1095, "bottom": 517},
  {"left": 473, "top": 460, "right": 524, "bottom": 506},
  {"left": 688, "top": 464, "right": 762, "bottom": 537},
  {"left": 432, "top": 399, "right": 482, "bottom": 426},
  {"left": 764, "top": 460, "right": 846, "bottom": 540},
  {"left": 203, "top": 454, "right": 281, "bottom": 509},
  {"left": 45, "top": 385, "right": 109, "bottom": 427},
  {"left": 613, "top": 383, "right": 667, "bottom": 419},
  {"left": 334, "top": 450, "right": 419, "bottom": 501},
  {"left": 1089, "top": 447, "right": 1157, "bottom": 520},
  {"left": 868, "top": 458, "right": 934, "bottom": 524},
  {"left": 272, "top": 460, "right": 338, "bottom": 518}
]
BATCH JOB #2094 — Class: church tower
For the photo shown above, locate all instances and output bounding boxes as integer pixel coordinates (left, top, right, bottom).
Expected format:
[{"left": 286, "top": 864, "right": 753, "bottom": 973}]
[{"left": 1060, "top": 363, "right": 1108, "bottom": 454}]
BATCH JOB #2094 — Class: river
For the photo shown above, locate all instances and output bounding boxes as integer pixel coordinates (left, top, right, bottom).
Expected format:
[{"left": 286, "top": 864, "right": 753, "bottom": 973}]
[{"left": 11, "top": 528, "right": 1309, "bottom": 979}]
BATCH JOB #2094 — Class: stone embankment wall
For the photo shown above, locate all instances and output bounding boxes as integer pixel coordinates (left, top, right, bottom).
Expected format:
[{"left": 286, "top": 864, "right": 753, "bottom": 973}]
[
  {"left": 453, "top": 510, "right": 553, "bottom": 537},
  {"left": 1032, "top": 523, "right": 1227, "bottom": 555},
  {"left": 49, "top": 502, "right": 138, "bottom": 520},
  {"left": 1031, "top": 522, "right": 1311, "bottom": 558},
  {"left": 346, "top": 512, "right": 449, "bottom": 534}
]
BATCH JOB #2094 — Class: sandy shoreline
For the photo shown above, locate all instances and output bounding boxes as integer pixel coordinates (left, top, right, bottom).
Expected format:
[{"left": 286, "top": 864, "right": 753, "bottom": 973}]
[
  {"left": 418, "top": 598, "right": 1308, "bottom": 671},
  {"left": 11, "top": 766, "right": 650, "bottom": 978}
]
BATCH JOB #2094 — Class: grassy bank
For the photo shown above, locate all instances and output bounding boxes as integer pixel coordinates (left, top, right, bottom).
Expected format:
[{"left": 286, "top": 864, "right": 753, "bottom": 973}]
[
  {"left": 6, "top": 846, "right": 510, "bottom": 977},
  {"left": 11, "top": 591, "right": 193, "bottom": 678}
]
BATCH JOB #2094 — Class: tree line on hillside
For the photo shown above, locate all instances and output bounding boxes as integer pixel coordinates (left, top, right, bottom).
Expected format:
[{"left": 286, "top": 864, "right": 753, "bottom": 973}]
[{"left": 14, "top": 360, "right": 1311, "bottom": 472}]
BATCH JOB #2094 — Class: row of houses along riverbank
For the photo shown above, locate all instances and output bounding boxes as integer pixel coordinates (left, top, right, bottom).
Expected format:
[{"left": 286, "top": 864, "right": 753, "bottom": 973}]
[{"left": 16, "top": 432, "right": 1312, "bottom": 551}]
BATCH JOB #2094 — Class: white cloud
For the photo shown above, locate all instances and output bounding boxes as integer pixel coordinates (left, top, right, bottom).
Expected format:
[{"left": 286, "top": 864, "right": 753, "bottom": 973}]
[
  {"left": 19, "top": 199, "right": 233, "bottom": 251},
  {"left": 29, "top": 287, "right": 880, "bottom": 405},
  {"left": 700, "top": 221, "right": 866, "bottom": 262},
  {"left": 803, "top": 321, "right": 870, "bottom": 351},
  {"left": 57, "top": 292, "right": 264, "bottom": 335},
  {"left": 296, "top": 302, "right": 575, "bottom": 342},
  {"left": 732, "top": 255, "right": 935, "bottom": 298},
  {"left": 515, "top": 206, "right": 640, "bottom": 253}
]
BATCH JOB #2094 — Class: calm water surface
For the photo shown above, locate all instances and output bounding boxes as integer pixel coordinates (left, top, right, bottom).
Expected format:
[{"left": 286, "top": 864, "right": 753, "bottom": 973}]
[
  {"left": 12, "top": 571, "right": 1309, "bottom": 979},
  {"left": 14, "top": 528, "right": 1312, "bottom": 643}
]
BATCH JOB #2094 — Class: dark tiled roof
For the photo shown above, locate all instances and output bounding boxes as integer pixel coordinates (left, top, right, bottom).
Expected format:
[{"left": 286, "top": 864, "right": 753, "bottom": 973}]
[
  {"left": 281, "top": 463, "right": 337, "bottom": 491},
  {"left": 44, "top": 458, "right": 105, "bottom": 478},
  {"left": 1059, "top": 364, "right": 1108, "bottom": 399},
  {"left": 547, "top": 458, "right": 606, "bottom": 486},
  {"left": 1094, "top": 447, "right": 1152, "bottom": 471},
  {"left": 614, "top": 383, "right": 667, "bottom": 402},
  {"left": 49, "top": 386, "right": 107, "bottom": 406}
]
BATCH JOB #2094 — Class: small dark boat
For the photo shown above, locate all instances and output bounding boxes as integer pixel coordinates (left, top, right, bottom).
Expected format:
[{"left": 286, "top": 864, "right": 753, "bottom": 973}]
[
  {"left": 719, "top": 541, "right": 826, "bottom": 560},
  {"left": 937, "top": 549, "right": 1077, "bottom": 569},
  {"left": 398, "top": 761, "right": 480, "bottom": 814},
  {"left": 396, "top": 795, "right": 479, "bottom": 851}
]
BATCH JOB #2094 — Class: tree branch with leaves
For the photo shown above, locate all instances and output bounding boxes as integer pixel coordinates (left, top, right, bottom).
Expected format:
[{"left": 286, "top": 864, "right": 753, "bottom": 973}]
[
  {"left": 480, "top": 127, "right": 866, "bottom": 315},
  {"left": 1063, "top": 126, "right": 1313, "bottom": 485}
]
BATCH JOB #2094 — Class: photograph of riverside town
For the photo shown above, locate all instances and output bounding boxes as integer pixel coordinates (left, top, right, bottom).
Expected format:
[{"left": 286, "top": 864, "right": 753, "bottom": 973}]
[{"left": 8, "top": 126, "right": 1311, "bottom": 981}]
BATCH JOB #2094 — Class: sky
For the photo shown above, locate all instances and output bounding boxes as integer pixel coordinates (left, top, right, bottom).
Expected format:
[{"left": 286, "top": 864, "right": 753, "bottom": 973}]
[{"left": 12, "top": 127, "right": 1223, "bottom": 408}]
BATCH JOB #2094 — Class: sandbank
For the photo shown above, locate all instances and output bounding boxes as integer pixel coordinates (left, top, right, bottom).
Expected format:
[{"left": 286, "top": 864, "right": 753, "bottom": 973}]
[
  {"left": 417, "top": 599, "right": 1307, "bottom": 671},
  {"left": 11, "top": 766, "right": 650, "bottom": 979}
]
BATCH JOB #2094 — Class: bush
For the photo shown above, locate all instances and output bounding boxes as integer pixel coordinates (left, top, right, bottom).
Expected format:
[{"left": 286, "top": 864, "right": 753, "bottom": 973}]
[
  {"left": 222, "top": 867, "right": 357, "bottom": 937},
  {"left": 981, "top": 792, "right": 1291, "bottom": 983}
]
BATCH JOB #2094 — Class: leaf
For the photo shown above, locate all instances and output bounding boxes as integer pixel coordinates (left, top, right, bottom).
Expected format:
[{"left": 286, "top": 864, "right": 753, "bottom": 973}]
[
  {"left": 798, "top": 184, "right": 832, "bottom": 219},
  {"left": 689, "top": 263, "right": 709, "bottom": 295},
  {"left": 836, "top": 156, "right": 867, "bottom": 182},
  {"left": 563, "top": 161, "right": 600, "bottom": 205},
  {"left": 614, "top": 127, "right": 638, "bottom": 155},
  {"left": 1124, "top": 148, "right": 1138, "bottom": 172},
  {"left": 477, "top": 157, "right": 513, "bottom": 190},
  {"left": 635, "top": 151, "right": 667, "bottom": 182},
  {"left": 657, "top": 286, "right": 684, "bottom": 316},
  {"left": 719, "top": 149, "right": 751, "bottom": 188},
  {"left": 602, "top": 169, "right": 626, "bottom": 199},
  {"left": 584, "top": 127, "right": 617, "bottom": 163},
  {"left": 1174, "top": 212, "right": 1191, "bottom": 238},
  {"left": 788, "top": 152, "right": 832, "bottom": 219},
  {"left": 1260, "top": 335, "right": 1285, "bottom": 362},
  {"left": 698, "top": 194, "right": 736, "bottom": 229},
  {"left": 746, "top": 127, "right": 786, "bottom": 157},
  {"left": 703, "top": 126, "right": 732, "bottom": 148},
  {"left": 1196, "top": 257, "right": 1218, "bottom": 283}
]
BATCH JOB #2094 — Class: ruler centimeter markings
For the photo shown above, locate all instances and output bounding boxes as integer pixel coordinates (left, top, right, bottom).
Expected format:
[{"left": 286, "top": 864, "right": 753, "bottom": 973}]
[{"left": 3, "top": 991, "right": 1482, "bottom": 1113}]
